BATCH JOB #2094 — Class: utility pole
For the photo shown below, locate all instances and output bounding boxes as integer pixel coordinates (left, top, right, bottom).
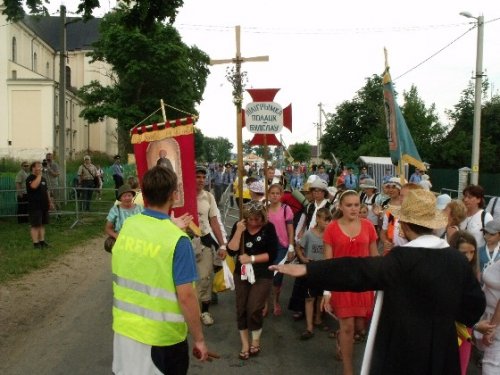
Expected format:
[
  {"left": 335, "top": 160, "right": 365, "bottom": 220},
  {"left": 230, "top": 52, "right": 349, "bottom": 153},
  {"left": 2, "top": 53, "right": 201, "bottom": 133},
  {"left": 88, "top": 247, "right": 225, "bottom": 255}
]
[
  {"left": 317, "top": 103, "right": 323, "bottom": 158},
  {"left": 58, "top": 5, "right": 67, "bottom": 195},
  {"left": 460, "top": 12, "right": 484, "bottom": 185},
  {"left": 470, "top": 15, "right": 484, "bottom": 185}
]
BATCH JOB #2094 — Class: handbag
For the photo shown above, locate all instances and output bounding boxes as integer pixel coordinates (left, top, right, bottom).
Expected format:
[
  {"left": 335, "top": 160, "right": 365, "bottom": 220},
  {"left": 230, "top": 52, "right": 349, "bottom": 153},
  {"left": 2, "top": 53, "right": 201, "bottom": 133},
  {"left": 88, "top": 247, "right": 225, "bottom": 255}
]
[
  {"left": 212, "top": 256, "right": 235, "bottom": 292},
  {"left": 83, "top": 164, "right": 99, "bottom": 187},
  {"left": 104, "top": 206, "right": 121, "bottom": 253},
  {"left": 104, "top": 236, "right": 116, "bottom": 253}
]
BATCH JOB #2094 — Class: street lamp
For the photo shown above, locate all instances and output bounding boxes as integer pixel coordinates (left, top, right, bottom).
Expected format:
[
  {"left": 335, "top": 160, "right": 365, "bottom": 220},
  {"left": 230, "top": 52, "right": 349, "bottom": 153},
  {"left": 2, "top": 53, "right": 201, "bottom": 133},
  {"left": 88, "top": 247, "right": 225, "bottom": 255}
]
[{"left": 460, "top": 11, "right": 484, "bottom": 185}]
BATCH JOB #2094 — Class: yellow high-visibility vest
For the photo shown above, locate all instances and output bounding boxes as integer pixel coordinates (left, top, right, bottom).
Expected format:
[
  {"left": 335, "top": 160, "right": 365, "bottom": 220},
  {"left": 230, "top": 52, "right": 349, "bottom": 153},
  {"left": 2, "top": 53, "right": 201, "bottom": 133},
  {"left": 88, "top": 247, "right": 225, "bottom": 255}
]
[{"left": 112, "top": 214, "right": 189, "bottom": 346}]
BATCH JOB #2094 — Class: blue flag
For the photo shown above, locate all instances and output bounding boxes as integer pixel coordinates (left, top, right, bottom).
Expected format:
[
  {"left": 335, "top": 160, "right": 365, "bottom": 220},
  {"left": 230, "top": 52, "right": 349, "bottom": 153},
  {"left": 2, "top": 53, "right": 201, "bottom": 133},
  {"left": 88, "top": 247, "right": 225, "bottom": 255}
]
[{"left": 383, "top": 68, "right": 426, "bottom": 171}]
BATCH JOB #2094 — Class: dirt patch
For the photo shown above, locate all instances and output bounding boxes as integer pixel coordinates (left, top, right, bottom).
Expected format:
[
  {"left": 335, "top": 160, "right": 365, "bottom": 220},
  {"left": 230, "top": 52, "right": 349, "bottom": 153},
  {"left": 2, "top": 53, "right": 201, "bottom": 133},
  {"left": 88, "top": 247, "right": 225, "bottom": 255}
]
[{"left": 0, "top": 236, "right": 108, "bottom": 346}]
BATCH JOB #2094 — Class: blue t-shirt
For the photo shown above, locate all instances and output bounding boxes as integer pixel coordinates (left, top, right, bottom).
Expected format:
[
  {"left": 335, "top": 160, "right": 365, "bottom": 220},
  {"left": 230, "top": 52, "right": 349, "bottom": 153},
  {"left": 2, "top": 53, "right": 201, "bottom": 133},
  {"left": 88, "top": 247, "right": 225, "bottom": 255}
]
[
  {"left": 142, "top": 209, "right": 198, "bottom": 286},
  {"left": 479, "top": 244, "right": 500, "bottom": 273}
]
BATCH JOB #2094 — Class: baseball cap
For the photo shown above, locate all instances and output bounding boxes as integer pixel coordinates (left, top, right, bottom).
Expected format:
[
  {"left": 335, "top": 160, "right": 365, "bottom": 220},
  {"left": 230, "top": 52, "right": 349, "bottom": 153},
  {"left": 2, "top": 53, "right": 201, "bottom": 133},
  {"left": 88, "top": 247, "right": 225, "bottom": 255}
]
[
  {"left": 483, "top": 220, "right": 500, "bottom": 234},
  {"left": 195, "top": 165, "right": 207, "bottom": 175}
]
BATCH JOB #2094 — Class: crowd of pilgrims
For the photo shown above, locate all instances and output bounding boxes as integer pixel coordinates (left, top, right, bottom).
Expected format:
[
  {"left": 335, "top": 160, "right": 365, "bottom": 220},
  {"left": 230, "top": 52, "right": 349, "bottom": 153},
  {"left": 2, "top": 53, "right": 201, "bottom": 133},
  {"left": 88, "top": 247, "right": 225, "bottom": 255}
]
[{"left": 200, "top": 160, "right": 500, "bottom": 375}]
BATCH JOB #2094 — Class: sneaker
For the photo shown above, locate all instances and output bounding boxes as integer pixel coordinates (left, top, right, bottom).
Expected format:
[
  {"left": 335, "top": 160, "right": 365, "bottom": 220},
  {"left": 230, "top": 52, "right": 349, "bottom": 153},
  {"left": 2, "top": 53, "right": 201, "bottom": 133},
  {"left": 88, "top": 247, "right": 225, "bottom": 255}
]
[
  {"left": 200, "top": 312, "right": 214, "bottom": 326},
  {"left": 40, "top": 241, "right": 49, "bottom": 248},
  {"left": 33, "top": 242, "right": 41, "bottom": 249}
]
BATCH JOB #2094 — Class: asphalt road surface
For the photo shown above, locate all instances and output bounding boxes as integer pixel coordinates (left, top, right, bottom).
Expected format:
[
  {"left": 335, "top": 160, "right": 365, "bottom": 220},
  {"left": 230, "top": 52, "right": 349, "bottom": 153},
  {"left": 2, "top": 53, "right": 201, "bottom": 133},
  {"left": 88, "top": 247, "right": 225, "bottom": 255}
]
[{"left": 0, "top": 208, "right": 483, "bottom": 374}]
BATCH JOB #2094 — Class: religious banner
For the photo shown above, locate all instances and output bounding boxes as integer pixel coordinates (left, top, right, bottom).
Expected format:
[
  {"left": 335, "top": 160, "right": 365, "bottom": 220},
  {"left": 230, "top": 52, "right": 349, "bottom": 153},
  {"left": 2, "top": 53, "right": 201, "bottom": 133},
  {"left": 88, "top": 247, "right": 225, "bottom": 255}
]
[
  {"left": 383, "top": 67, "right": 426, "bottom": 171},
  {"left": 130, "top": 116, "right": 198, "bottom": 226},
  {"left": 242, "top": 88, "right": 292, "bottom": 147}
]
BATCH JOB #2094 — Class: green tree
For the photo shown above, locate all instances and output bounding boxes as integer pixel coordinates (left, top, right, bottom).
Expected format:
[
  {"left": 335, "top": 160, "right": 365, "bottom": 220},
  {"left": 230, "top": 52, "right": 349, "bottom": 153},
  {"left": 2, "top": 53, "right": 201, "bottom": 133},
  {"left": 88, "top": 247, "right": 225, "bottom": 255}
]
[
  {"left": 434, "top": 81, "right": 500, "bottom": 172},
  {"left": 320, "top": 75, "right": 387, "bottom": 164},
  {"left": 3, "top": 0, "right": 183, "bottom": 28},
  {"left": 321, "top": 75, "right": 445, "bottom": 166},
  {"left": 288, "top": 142, "right": 312, "bottom": 163},
  {"left": 194, "top": 128, "right": 206, "bottom": 161},
  {"left": 243, "top": 140, "right": 254, "bottom": 155},
  {"left": 401, "top": 85, "right": 445, "bottom": 162},
  {"left": 202, "top": 137, "right": 233, "bottom": 163},
  {"left": 78, "top": 8, "right": 210, "bottom": 154}
]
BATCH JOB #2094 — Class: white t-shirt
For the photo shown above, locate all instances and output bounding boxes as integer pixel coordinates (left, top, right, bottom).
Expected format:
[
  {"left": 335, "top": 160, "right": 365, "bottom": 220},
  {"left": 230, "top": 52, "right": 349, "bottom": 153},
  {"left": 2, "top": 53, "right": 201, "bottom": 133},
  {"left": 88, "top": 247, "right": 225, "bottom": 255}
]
[{"left": 460, "top": 209, "right": 493, "bottom": 248}]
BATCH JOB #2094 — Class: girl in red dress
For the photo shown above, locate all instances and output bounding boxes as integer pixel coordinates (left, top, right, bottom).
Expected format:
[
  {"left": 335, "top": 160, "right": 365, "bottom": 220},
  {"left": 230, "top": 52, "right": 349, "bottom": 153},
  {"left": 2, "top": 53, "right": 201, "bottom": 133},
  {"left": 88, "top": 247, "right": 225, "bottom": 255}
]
[{"left": 323, "top": 190, "right": 378, "bottom": 375}]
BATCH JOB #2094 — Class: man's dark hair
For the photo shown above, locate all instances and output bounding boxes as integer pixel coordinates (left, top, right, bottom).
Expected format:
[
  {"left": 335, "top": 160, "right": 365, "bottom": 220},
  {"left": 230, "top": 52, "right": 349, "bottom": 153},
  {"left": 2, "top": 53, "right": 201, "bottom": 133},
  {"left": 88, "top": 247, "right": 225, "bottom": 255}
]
[
  {"left": 142, "top": 166, "right": 177, "bottom": 206},
  {"left": 402, "top": 222, "right": 433, "bottom": 236}
]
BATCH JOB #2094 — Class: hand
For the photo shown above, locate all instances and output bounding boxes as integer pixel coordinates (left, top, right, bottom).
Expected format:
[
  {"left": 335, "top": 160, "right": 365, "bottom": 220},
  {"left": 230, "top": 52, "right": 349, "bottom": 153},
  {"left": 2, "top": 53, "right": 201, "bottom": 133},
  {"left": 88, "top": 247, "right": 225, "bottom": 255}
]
[
  {"left": 239, "top": 254, "right": 252, "bottom": 264},
  {"left": 268, "top": 263, "right": 307, "bottom": 277},
  {"left": 383, "top": 241, "right": 393, "bottom": 252},
  {"left": 236, "top": 219, "right": 246, "bottom": 232},
  {"left": 475, "top": 320, "right": 496, "bottom": 335},
  {"left": 482, "top": 332, "right": 495, "bottom": 347},
  {"left": 217, "top": 248, "right": 227, "bottom": 260},
  {"left": 171, "top": 212, "right": 193, "bottom": 230},
  {"left": 192, "top": 340, "right": 209, "bottom": 361},
  {"left": 286, "top": 251, "right": 296, "bottom": 262},
  {"left": 321, "top": 295, "right": 333, "bottom": 314}
]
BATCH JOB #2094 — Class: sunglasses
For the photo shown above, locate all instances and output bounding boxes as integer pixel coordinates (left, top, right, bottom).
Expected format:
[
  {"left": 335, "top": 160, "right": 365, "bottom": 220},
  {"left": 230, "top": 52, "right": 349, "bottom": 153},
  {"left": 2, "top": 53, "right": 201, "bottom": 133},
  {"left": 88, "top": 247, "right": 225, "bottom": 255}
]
[{"left": 22, "top": 164, "right": 29, "bottom": 167}]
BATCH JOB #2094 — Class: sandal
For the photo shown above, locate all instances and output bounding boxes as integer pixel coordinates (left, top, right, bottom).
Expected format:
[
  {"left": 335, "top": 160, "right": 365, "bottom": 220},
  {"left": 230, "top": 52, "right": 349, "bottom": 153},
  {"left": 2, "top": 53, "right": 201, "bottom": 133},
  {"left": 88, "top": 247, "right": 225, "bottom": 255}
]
[
  {"left": 238, "top": 351, "right": 250, "bottom": 360},
  {"left": 292, "top": 312, "right": 304, "bottom": 321},
  {"left": 354, "top": 332, "right": 366, "bottom": 343},
  {"left": 300, "top": 330, "right": 314, "bottom": 340},
  {"left": 249, "top": 345, "right": 261, "bottom": 356},
  {"left": 328, "top": 329, "right": 339, "bottom": 339},
  {"left": 314, "top": 321, "right": 330, "bottom": 331}
]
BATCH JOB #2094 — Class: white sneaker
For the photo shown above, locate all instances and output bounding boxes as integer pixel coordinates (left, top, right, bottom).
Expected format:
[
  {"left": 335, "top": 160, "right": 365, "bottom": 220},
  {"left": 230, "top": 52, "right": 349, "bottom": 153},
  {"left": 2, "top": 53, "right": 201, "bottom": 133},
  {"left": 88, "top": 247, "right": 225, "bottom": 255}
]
[{"left": 200, "top": 312, "right": 214, "bottom": 326}]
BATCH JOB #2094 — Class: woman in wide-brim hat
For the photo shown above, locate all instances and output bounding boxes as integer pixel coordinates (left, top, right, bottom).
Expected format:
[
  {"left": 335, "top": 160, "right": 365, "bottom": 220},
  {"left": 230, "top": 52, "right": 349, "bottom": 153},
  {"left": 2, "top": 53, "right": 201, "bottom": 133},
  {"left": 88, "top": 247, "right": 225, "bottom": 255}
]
[
  {"left": 105, "top": 184, "right": 144, "bottom": 241},
  {"left": 271, "top": 189, "right": 485, "bottom": 375}
]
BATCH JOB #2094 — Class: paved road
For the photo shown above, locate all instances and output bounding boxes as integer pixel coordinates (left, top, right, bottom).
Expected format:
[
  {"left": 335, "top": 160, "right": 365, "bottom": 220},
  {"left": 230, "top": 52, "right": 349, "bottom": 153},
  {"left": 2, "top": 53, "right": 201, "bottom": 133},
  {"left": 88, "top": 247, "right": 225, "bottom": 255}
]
[{"left": 0, "top": 205, "right": 482, "bottom": 374}]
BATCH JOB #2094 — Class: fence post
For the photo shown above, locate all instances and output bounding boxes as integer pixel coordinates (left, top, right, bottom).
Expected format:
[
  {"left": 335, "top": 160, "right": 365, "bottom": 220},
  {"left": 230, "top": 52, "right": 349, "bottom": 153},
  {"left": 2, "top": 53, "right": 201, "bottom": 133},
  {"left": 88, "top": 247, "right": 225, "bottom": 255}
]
[{"left": 458, "top": 167, "right": 471, "bottom": 199}]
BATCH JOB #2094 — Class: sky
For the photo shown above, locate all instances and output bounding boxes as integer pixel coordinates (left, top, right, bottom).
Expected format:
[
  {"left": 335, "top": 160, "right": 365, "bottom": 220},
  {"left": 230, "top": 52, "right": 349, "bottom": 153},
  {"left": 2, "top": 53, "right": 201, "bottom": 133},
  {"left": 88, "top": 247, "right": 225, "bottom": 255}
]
[{"left": 56, "top": 0, "right": 500, "bottom": 151}]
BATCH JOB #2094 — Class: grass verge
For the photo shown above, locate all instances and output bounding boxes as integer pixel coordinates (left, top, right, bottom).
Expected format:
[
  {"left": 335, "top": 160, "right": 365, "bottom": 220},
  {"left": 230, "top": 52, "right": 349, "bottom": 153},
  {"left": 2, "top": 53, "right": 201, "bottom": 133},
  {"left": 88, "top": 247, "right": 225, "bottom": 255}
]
[{"left": 0, "top": 213, "right": 105, "bottom": 284}]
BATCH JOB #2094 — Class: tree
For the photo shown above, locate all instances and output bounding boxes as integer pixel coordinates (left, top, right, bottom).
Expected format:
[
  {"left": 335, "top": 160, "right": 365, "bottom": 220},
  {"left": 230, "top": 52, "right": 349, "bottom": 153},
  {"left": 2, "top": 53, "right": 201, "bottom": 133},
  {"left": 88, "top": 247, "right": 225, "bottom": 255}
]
[
  {"left": 78, "top": 8, "right": 210, "bottom": 153},
  {"left": 320, "top": 75, "right": 446, "bottom": 166},
  {"left": 288, "top": 142, "right": 312, "bottom": 163},
  {"left": 243, "top": 140, "right": 254, "bottom": 155},
  {"left": 434, "top": 80, "right": 500, "bottom": 172},
  {"left": 3, "top": 0, "right": 183, "bottom": 29},
  {"left": 202, "top": 137, "right": 233, "bottom": 163},
  {"left": 401, "top": 85, "right": 445, "bottom": 162}
]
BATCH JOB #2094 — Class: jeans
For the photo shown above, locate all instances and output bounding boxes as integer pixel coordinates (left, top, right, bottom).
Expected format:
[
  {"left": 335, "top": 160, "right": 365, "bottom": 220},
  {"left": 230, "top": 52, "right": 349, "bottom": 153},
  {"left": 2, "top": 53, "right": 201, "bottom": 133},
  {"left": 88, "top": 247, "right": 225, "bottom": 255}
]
[{"left": 81, "top": 180, "right": 95, "bottom": 211}]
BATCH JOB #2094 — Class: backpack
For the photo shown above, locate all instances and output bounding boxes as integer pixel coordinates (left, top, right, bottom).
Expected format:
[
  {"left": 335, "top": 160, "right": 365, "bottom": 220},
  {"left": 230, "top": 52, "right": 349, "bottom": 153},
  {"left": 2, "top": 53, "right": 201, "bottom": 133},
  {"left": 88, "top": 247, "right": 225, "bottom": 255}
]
[{"left": 486, "top": 197, "right": 500, "bottom": 221}]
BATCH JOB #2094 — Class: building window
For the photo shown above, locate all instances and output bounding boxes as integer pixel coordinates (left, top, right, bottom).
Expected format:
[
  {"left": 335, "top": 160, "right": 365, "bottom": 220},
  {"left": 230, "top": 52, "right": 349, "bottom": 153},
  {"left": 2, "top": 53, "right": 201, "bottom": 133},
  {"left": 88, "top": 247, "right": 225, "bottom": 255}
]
[
  {"left": 33, "top": 52, "right": 38, "bottom": 72},
  {"left": 12, "top": 70, "right": 17, "bottom": 79},
  {"left": 46, "top": 62, "right": 50, "bottom": 77},
  {"left": 12, "top": 37, "right": 17, "bottom": 62},
  {"left": 65, "top": 66, "right": 71, "bottom": 89}
]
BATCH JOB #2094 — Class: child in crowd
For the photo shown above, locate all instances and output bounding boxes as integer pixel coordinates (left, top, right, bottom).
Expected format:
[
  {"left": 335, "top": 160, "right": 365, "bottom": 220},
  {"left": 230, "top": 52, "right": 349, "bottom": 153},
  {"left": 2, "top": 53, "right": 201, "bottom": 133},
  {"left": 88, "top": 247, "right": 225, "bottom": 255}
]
[
  {"left": 265, "top": 184, "right": 295, "bottom": 316},
  {"left": 478, "top": 220, "right": 500, "bottom": 276},
  {"left": 448, "top": 230, "right": 478, "bottom": 375},
  {"left": 359, "top": 203, "right": 369, "bottom": 220},
  {"left": 296, "top": 207, "right": 332, "bottom": 340}
]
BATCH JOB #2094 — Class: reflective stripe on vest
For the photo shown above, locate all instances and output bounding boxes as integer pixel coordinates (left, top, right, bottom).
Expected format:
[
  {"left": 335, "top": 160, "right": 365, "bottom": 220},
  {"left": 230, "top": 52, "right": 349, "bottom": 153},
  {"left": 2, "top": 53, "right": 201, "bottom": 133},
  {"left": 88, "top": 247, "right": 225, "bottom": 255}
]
[
  {"left": 112, "top": 214, "right": 188, "bottom": 346},
  {"left": 114, "top": 298, "right": 185, "bottom": 322}
]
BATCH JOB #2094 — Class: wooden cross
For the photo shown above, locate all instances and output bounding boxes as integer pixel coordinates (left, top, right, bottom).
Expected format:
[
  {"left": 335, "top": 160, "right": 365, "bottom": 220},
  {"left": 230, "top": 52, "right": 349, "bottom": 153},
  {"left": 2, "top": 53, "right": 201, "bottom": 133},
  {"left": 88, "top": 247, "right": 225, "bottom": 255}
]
[{"left": 210, "top": 25, "right": 269, "bottom": 217}]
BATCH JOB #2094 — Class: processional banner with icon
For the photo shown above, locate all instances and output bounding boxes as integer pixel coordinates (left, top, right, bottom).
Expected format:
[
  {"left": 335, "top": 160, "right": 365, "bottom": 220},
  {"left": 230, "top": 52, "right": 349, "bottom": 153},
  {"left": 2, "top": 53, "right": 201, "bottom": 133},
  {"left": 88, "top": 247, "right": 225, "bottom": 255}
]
[{"left": 130, "top": 116, "right": 199, "bottom": 228}]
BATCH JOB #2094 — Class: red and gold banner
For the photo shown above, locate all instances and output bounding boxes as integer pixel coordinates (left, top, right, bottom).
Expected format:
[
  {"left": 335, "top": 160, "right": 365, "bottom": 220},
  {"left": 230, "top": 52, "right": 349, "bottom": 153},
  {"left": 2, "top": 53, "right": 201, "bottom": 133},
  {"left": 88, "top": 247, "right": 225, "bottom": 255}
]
[{"left": 131, "top": 117, "right": 198, "bottom": 226}]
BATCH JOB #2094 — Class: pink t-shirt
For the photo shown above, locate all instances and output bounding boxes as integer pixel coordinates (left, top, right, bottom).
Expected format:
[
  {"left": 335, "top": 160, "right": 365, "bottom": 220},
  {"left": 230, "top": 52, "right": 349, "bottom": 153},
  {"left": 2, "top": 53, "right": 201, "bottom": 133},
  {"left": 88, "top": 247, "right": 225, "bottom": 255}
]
[{"left": 268, "top": 204, "right": 294, "bottom": 247}]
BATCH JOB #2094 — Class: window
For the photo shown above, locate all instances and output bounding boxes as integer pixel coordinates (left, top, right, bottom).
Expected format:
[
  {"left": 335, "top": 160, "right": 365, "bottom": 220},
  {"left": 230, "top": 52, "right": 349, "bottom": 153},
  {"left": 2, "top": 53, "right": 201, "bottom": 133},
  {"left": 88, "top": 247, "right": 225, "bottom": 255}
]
[
  {"left": 12, "top": 37, "right": 17, "bottom": 62},
  {"left": 33, "top": 52, "right": 38, "bottom": 72},
  {"left": 46, "top": 62, "right": 50, "bottom": 77},
  {"left": 65, "top": 66, "right": 71, "bottom": 88},
  {"left": 12, "top": 70, "right": 17, "bottom": 79}
]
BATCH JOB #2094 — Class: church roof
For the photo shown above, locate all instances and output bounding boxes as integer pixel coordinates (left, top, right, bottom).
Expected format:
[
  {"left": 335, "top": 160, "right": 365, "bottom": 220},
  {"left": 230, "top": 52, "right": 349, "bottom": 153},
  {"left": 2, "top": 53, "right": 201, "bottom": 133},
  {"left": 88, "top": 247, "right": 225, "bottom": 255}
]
[{"left": 22, "top": 15, "right": 101, "bottom": 51}]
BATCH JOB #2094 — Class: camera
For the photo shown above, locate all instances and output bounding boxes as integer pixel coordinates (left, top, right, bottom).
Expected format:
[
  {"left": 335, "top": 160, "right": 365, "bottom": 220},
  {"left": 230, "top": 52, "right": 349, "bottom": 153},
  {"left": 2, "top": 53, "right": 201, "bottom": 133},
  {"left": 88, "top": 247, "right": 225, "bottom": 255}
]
[{"left": 42, "top": 159, "right": 48, "bottom": 167}]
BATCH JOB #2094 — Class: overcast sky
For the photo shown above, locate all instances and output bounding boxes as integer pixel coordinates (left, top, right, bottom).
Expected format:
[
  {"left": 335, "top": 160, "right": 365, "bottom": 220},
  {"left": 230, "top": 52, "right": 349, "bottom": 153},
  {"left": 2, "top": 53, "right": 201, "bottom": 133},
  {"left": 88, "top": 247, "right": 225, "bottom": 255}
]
[{"left": 59, "top": 0, "right": 500, "bottom": 151}]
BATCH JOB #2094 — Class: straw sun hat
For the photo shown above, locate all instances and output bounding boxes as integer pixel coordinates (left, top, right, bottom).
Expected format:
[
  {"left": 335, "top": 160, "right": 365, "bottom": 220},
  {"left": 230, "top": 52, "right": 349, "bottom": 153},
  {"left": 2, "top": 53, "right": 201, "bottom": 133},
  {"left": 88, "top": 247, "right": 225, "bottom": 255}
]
[{"left": 393, "top": 189, "right": 447, "bottom": 229}]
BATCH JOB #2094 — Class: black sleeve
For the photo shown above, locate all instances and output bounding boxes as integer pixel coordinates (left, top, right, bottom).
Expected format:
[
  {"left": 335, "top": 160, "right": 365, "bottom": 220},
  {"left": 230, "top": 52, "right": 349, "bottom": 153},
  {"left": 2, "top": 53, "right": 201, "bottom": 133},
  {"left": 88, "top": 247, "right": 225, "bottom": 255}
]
[
  {"left": 456, "top": 263, "right": 486, "bottom": 327},
  {"left": 305, "top": 255, "right": 399, "bottom": 292}
]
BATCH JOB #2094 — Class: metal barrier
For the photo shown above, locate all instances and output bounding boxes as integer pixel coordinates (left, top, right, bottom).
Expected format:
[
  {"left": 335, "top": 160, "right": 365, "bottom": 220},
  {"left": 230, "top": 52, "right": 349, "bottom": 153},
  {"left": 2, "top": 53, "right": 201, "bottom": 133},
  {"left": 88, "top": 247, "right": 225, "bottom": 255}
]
[
  {"left": 219, "top": 185, "right": 239, "bottom": 231},
  {"left": 0, "top": 186, "right": 118, "bottom": 228}
]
